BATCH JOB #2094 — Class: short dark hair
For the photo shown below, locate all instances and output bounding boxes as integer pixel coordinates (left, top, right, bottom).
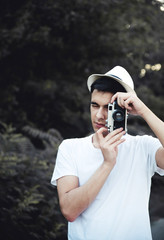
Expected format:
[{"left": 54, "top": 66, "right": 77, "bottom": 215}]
[{"left": 90, "top": 77, "right": 126, "bottom": 94}]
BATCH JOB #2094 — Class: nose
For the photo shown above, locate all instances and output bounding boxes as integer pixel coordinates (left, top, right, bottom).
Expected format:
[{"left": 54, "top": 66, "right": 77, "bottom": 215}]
[{"left": 96, "top": 107, "right": 105, "bottom": 120}]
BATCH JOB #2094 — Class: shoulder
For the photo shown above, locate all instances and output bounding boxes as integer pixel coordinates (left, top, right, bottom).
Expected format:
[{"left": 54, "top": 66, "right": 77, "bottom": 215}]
[
  {"left": 125, "top": 133, "right": 161, "bottom": 149},
  {"left": 125, "top": 133, "right": 156, "bottom": 142}
]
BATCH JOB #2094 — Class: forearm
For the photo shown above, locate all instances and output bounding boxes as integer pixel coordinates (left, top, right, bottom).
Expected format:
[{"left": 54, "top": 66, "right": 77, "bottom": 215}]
[
  {"left": 141, "top": 105, "right": 164, "bottom": 146},
  {"left": 58, "top": 128, "right": 124, "bottom": 222},
  {"left": 59, "top": 162, "right": 114, "bottom": 222}
]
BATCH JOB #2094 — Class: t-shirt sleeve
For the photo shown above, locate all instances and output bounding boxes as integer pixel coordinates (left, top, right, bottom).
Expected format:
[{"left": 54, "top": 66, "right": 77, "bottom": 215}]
[
  {"left": 146, "top": 136, "right": 164, "bottom": 177},
  {"left": 51, "top": 139, "right": 78, "bottom": 186}
]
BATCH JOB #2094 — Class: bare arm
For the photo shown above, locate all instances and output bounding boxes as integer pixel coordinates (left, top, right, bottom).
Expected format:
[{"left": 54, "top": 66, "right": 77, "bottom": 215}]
[
  {"left": 57, "top": 128, "right": 125, "bottom": 222},
  {"left": 141, "top": 106, "right": 164, "bottom": 169},
  {"left": 111, "top": 92, "right": 164, "bottom": 169},
  {"left": 57, "top": 163, "right": 113, "bottom": 222}
]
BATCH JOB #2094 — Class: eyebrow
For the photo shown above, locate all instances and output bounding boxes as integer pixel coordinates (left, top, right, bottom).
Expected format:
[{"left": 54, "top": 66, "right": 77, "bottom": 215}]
[
  {"left": 90, "top": 101, "right": 100, "bottom": 107},
  {"left": 90, "top": 101, "right": 98, "bottom": 105}
]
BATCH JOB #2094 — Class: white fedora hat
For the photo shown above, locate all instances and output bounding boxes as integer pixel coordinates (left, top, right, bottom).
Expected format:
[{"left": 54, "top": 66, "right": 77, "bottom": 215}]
[{"left": 87, "top": 66, "right": 135, "bottom": 93}]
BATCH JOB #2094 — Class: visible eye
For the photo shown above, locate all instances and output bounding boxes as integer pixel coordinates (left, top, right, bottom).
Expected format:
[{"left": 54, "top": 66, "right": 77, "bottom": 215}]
[
  {"left": 91, "top": 104, "right": 98, "bottom": 108},
  {"left": 90, "top": 102, "right": 99, "bottom": 108}
]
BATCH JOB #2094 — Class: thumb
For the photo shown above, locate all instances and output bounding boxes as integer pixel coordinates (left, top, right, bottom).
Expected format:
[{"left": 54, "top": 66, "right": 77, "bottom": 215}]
[{"left": 97, "top": 127, "right": 108, "bottom": 139}]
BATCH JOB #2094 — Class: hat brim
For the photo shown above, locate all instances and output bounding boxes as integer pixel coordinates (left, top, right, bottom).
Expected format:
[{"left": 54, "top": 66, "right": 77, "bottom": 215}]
[{"left": 87, "top": 74, "right": 135, "bottom": 93}]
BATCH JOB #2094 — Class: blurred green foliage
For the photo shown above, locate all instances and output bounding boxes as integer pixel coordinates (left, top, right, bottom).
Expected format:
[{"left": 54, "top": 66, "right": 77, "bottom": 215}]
[
  {"left": 0, "top": 123, "right": 67, "bottom": 240},
  {"left": 0, "top": 0, "right": 164, "bottom": 138}
]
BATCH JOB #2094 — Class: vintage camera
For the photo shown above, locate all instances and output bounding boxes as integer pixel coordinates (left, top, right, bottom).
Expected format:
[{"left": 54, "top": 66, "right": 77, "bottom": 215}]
[{"left": 106, "top": 100, "right": 127, "bottom": 132}]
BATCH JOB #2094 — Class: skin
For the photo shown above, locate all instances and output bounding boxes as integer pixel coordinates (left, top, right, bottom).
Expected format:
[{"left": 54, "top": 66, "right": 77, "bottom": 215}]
[{"left": 57, "top": 90, "right": 164, "bottom": 222}]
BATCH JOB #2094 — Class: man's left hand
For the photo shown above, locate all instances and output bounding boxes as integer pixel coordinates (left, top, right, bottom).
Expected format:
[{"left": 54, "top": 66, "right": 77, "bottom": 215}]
[{"left": 111, "top": 92, "right": 147, "bottom": 117}]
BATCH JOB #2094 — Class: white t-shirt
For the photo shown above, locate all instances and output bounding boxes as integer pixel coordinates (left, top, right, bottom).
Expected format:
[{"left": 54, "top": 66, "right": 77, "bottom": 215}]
[{"left": 51, "top": 134, "right": 164, "bottom": 240}]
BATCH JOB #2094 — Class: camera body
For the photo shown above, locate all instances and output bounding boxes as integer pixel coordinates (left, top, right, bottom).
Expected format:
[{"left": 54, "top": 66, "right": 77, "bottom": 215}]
[{"left": 106, "top": 100, "right": 127, "bottom": 132}]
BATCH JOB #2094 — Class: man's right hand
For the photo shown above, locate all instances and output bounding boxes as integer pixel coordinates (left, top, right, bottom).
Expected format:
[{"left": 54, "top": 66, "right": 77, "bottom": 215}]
[{"left": 95, "top": 127, "right": 126, "bottom": 167}]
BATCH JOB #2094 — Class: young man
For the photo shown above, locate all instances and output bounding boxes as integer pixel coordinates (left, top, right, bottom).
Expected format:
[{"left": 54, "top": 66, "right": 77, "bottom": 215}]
[{"left": 51, "top": 66, "right": 164, "bottom": 240}]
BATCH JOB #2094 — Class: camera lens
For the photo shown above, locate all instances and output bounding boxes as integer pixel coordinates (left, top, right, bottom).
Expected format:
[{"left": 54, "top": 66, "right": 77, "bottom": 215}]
[{"left": 113, "top": 110, "right": 124, "bottom": 122}]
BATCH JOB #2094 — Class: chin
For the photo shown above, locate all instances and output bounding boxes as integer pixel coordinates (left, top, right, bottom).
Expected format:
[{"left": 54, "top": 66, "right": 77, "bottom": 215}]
[
  {"left": 93, "top": 127, "right": 102, "bottom": 132},
  {"left": 92, "top": 126, "right": 98, "bottom": 132}
]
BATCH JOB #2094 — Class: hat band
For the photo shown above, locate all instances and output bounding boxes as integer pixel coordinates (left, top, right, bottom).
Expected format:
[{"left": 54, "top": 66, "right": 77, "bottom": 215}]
[{"left": 108, "top": 74, "right": 122, "bottom": 81}]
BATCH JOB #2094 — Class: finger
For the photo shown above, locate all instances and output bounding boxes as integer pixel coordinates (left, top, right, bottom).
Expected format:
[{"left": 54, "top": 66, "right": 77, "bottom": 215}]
[
  {"left": 97, "top": 127, "right": 108, "bottom": 140},
  {"left": 112, "top": 137, "right": 126, "bottom": 148},
  {"left": 118, "top": 93, "right": 131, "bottom": 107},
  {"left": 106, "top": 127, "right": 124, "bottom": 138},
  {"left": 104, "top": 127, "right": 124, "bottom": 141},
  {"left": 107, "top": 130, "right": 126, "bottom": 145},
  {"left": 112, "top": 93, "right": 126, "bottom": 108},
  {"left": 111, "top": 93, "right": 118, "bottom": 103},
  {"left": 124, "top": 98, "right": 133, "bottom": 111},
  {"left": 119, "top": 97, "right": 125, "bottom": 109},
  {"left": 118, "top": 94, "right": 133, "bottom": 110},
  {"left": 116, "top": 95, "right": 121, "bottom": 107}
]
